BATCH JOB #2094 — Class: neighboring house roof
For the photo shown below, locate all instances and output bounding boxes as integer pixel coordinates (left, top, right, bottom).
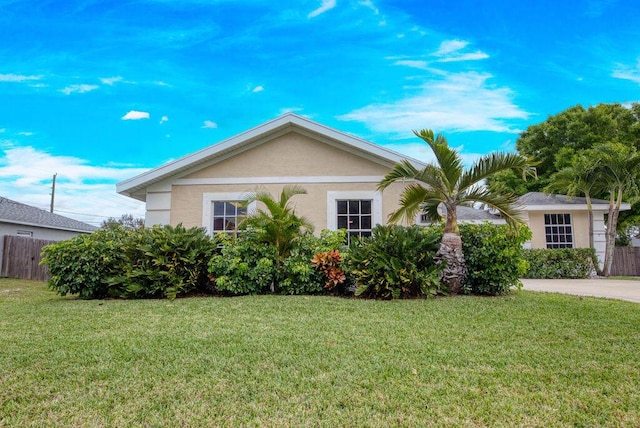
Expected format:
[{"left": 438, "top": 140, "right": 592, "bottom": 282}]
[
  {"left": 0, "top": 197, "right": 98, "bottom": 233},
  {"left": 519, "top": 192, "right": 630, "bottom": 211},
  {"left": 434, "top": 205, "right": 505, "bottom": 221},
  {"left": 117, "top": 113, "right": 427, "bottom": 202}
]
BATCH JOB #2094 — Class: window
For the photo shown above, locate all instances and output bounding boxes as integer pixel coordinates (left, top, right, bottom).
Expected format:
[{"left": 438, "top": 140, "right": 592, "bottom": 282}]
[
  {"left": 202, "top": 192, "right": 256, "bottom": 236},
  {"left": 327, "top": 191, "right": 382, "bottom": 245},
  {"left": 17, "top": 230, "right": 33, "bottom": 237},
  {"left": 337, "top": 199, "right": 373, "bottom": 244},
  {"left": 544, "top": 213, "right": 573, "bottom": 248},
  {"left": 212, "top": 201, "right": 246, "bottom": 234}
]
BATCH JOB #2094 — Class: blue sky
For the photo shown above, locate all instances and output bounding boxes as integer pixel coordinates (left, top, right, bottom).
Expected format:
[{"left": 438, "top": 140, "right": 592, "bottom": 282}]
[{"left": 1, "top": 0, "right": 639, "bottom": 225}]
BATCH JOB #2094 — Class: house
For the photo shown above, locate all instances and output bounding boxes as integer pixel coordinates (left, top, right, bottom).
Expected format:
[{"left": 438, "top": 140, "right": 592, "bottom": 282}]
[
  {"left": 519, "top": 192, "right": 630, "bottom": 268},
  {"left": 0, "top": 196, "right": 98, "bottom": 276},
  {"left": 116, "top": 114, "right": 622, "bottom": 268},
  {"left": 117, "top": 113, "right": 424, "bottom": 243}
]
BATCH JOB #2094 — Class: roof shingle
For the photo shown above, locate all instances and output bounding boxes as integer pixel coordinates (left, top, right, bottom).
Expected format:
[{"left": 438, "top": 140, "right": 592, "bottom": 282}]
[{"left": 0, "top": 197, "right": 98, "bottom": 233}]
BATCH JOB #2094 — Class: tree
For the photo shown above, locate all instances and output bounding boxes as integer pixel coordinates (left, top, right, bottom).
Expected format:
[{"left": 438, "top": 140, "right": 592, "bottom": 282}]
[
  {"left": 545, "top": 153, "right": 604, "bottom": 271},
  {"left": 589, "top": 143, "right": 640, "bottom": 276},
  {"left": 487, "top": 102, "right": 640, "bottom": 196},
  {"left": 101, "top": 214, "right": 144, "bottom": 230},
  {"left": 378, "top": 129, "right": 535, "bottom": 294},
  {"left": 240, "top": 185, "right": 313, "bottom": 292}
]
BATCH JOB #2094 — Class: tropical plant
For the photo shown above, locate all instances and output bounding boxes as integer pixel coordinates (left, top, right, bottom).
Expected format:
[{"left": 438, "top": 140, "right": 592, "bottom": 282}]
[
  {"left": 378, "top": 129, "right": 536, "bottom": 294},
  {"left": 346, "top": 225, "right": 442, "bottom": 299},
  {"left": 240, "top": 185, "right": 314, "bottom": 291}
]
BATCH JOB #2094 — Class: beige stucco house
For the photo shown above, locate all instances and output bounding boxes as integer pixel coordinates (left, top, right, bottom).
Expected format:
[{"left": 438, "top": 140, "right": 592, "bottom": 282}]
[
  {"left": 519, "top": 192, "right": 630, "bottom": 268},
  {"left": 116, "top": 113, "right": 423, "bottom": 243},
  {"left": 117, "top": 114, "right": 626, "bottom": 268}
]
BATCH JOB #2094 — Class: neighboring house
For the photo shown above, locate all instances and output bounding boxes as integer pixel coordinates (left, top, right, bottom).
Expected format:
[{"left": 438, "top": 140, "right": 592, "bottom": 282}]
[
  {"left": 519, "top": 192, "right": 630, "bottom": 268},
  {"left": 0, "top": 196, "right": 98, "bottom": 273},
  {"left": 117, "top": 113, "right": 424, "bottom": 243}
]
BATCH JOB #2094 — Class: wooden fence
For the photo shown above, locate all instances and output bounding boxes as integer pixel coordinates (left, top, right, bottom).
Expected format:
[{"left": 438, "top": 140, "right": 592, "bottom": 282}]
[
  {"left": 610, "top": 247, "right": 640, "bottom": 277},
  {"left": 1, "top": 235, "right": 55, "bottom": 281}
]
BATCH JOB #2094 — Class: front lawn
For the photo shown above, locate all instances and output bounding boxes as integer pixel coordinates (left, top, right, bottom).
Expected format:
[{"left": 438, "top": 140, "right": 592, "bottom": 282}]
[{"left": 1, "top": 279, "right": 639, "bottom": 426}]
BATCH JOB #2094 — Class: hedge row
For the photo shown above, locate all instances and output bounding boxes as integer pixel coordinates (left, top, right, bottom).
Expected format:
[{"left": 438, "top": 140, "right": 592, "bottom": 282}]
[
  {"left": 522, "top": 248, "right": 596, "bottom": 279},
  {"left": 43, "top": 222, "right": 535, "bottom": 300}
]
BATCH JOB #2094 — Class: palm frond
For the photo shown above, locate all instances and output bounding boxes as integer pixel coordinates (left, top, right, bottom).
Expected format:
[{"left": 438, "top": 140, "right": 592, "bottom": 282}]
[
  {"left": 458, "top": 152, "right": 535, "bottom": 193},
  {"left": 388, "top": 184, "right": 444, "bottom": 224},
  {"left": 462, "top": 185, "right": 524, "bottom": 226},
  {"left": 378, "top": 160, "right": 420, "bottom": 190},
  {"left": 414, "top": 129, "right": 463, "bottom": 191}
]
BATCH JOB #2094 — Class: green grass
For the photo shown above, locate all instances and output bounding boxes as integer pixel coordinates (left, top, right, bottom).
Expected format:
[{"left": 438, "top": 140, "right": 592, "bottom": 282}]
[{"left": 1, "top": 279, "right": 639, "bottom": 427}]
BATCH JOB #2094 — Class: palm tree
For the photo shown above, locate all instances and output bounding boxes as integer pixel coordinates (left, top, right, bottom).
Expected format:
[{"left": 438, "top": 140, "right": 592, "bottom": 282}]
[
  {"left": 589, "top": 142, "right": 640, "bottom": 276},
  {"left": 378, "top": 129, "right": 536, "bottom": 294},
  {"left": 545, "top": 154, "right": 604, "bottom": 273},
  {"left": 240, "top": 185, "right": 313, "bottom": 291}
]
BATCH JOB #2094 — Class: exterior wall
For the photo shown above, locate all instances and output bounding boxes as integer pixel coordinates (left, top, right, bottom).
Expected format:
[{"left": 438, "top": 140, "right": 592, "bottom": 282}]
[
  {"left": 170, "top": 181, "right": 408, "bottom": 234},
  {"left": 0, "top": 222, "right": 90, "bottom": 273},
  {"left": 527, "top": 210, "right": 591, "bottom": 249},
  {"left": 527, "top": 209, "right": 607, "bottom": 268},
  {"left": 142, "top": 130, "right": 412, "bottom": 234}
]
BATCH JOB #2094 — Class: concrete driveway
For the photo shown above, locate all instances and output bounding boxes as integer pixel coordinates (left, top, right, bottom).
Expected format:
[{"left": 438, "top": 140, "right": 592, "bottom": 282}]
[{"left": 520, "top": 278, "right": 640, "bottom": 304}]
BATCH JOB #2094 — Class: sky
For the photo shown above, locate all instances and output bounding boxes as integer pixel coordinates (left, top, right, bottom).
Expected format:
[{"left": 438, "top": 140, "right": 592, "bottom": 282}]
[{"left": 1, "top": 0, "right": 639, "bottom": 226}]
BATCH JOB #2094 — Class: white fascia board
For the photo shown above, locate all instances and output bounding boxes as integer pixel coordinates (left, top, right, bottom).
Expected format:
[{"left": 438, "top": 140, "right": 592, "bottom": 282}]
[
  {"left": 0, "top": 219, "right": 93, "bottom": 234},
  {"left": 116, "top": 113, "right": 426, "bottom": 198},
  {"left": 522, "top": 202, "right": 630, "bottom": 212}
]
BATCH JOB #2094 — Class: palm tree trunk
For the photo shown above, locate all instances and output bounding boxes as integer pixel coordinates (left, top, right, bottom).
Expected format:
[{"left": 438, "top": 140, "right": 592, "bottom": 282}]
[
  {"left": 436, "top": 232, "right": 467, "bottom": 295},
  {"left": 602, "top": 189, "right": 623, "bottom": 277}
]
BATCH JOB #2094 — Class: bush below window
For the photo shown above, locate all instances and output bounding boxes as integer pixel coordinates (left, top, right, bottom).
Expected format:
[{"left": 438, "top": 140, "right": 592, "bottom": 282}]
[{"left": 522, "top": 248, "right": 596, "bottom": 279}]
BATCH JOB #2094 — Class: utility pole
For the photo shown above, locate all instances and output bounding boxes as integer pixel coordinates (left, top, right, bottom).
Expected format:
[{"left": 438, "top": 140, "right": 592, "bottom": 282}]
[{"left": 50, "top": 173, "right": 57, "bottom": 213}]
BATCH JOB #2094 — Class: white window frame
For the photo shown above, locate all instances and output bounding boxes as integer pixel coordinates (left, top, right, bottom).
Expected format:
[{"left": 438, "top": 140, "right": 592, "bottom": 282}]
[
  {"left": 327, "top": 191, "right": 383, "bottom": 239},
  {"left": 544, "top": 213, "right": 574, "bottom": 249},
  {"left": 202, "top": 192, "right": 256, "bottom": 235}
]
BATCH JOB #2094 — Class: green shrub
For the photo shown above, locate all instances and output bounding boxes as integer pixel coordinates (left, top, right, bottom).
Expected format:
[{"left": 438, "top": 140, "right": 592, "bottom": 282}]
[
  {"left": 42, "top": 227, "right": 132, "bottom": 299},
  {"left": 459, "top": 223, "right": 532, "bottom": 295},
  {"left": 111, "top": 224, "right": 218, "bottom": 299},
  {"left": 347, "top": 225, "right": 442, "bottom": 299},
  {"left": 43, "top": 224, "right": 218, "bottom": 300},
  {"left": 209, "top": 229, "right": 347, "bottom": 295},
  {"left": 522, "top": 248, "right": 596, "bottom": 279},
  {"left": 208, "top": 231, "right": 277, "bottom": 295}
]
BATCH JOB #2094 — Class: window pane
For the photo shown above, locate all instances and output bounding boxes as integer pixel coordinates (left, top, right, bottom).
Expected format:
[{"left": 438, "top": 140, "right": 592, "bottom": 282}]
[
  {"left": 360, "top": 231, "right": 372, "bottom": 238},
  {"left": 213, "top": 217, "right": 225, "bottom": 231},
  {"left": 349, "top": 200, "right": 360, "bottom": 214},
  {"left": 361, "top": 200, "right": 372, "bottom": 214},
  {"left": 349, "top": 216, "right": 360, "bottom": 230},
  {"left": 225, "top": 202, "right": 236, "bottom": 215},
  {"left": 361, "top": 215, "right": 372, "bottom": 230},
  {"left": 225, "top": 219, "right": 236, "bottom": 231},
  {"left": 544, "top": 214, "right": 550, "bottom": 224},
  {"left": 564, "top": 214, "right": 571, "bottom": 224},
  {"left": 337, "top": 216, "right": 348, "bottom": 229},
  {"left": 214, "top": 202, "right": 225, "bottom": 216}
]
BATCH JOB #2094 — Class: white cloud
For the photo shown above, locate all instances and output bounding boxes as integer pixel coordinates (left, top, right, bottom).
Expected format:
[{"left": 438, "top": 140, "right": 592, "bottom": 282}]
[
  {"left": 201, "top": 120, "right": 218, "bottom": 129},
  {"left": 432, "top": 39, "right": 488, "bottom": 62},
  {"left": 381, "top": 142, "right": 485, "bottom": 166},
  {"left": 435, "top": 40, "right": 468, "bottom": 56},
  {"left": 438, "top": 51, "right": 489, "bottom": 63},
  {"left": 308, "top": 0, "right": 337, "bottom": 18},
  {"left": 60, "top": 84, "right": 99, "bottom": 95},
  {"left": 252, "top": 85, "right": 264, "bottom": 93},
  {"left": 122, "top": 110, "right": 150, "bottom": 120},
  {"left": 0, "top": 73, "right": 42, "bottom": 82},
  {"left": 160, "top": 116, "right": 169, "bottom": 124},
  {"left": 17, "top": 132, "right": 34, "bottom": 136},
  {"left": 278, "top": 106, "right": 304, "bottom": 115},
  {"left": 359, "top": 0, "right": 379, "bottom": 14},
  {"left": 338, "top": 71, "right": 529, "bottom": 135},
  {"left": 394, "top": 60, "right": 429, "bottom": 70},
  {"left": 100, "top": 76, "right": 123, "bottom": 85},
  {"left": 0, "top": 145, "right": 147, "bottom": 224},
  {"left": 612, "top": 60, "right": 640, "bottom": 84}
]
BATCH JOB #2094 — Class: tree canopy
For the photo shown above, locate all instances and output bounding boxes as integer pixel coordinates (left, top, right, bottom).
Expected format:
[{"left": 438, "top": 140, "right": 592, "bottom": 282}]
[{"left": 488, "top": 102, "right": 640, "bottom": 196}]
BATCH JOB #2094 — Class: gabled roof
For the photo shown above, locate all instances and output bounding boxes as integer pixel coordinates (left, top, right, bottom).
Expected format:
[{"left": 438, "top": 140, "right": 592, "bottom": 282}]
[
  {"left": 117, "top": 113, "right": 426, "bottom": 201},
  {"left": 0, "top": 197, "right": 98, "bottom": 233},
  {"left": 519, "top": 192, "right": 630, "bottom": 211}
]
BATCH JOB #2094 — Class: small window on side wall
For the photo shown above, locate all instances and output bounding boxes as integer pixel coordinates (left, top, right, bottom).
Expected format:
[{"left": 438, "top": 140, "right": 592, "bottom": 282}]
[
  {"left": 212, "top": 201, "right": 247, "bottom": 235},
  {"left": 17, "top": 230, "right": 33, "bottom": 237},
  {"left": 544, "top": 213, "right": 573, "bottom": 248}
]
